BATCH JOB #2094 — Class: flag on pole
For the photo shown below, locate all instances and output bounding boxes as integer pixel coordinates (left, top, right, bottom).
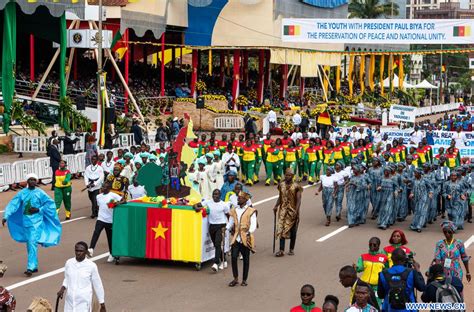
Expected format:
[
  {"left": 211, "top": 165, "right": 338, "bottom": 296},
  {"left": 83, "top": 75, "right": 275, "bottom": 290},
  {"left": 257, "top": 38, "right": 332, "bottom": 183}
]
[
  {"left": 380, "top": 55, "right": 385, "bottom": 96},
  {"left": 348, "top": 55, "right": 354, "bottom": 97},
  {"left": 317, "top": 110, "right": 332, "bottom": 125}
]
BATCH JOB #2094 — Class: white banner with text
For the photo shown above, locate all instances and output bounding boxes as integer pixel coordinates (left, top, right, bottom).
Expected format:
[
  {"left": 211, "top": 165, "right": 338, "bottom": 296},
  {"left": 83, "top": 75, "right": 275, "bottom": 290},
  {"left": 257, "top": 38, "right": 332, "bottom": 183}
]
[{"left": 282, "top": 19, "right": 474, "bottom": 44}]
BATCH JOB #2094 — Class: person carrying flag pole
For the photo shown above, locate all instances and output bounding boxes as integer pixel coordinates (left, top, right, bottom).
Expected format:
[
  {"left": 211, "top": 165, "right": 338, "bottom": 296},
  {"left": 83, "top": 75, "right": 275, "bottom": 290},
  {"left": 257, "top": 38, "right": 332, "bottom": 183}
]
[{"left": 2, "top": 173, "right": 62, "bottom": 277}]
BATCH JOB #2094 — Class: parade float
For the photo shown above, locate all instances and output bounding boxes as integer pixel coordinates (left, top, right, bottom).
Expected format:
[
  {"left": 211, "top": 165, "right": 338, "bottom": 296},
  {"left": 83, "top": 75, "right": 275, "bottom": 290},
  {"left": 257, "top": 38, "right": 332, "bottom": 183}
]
[{"left": 111, "top": 115, "right": 218, "bottom": 270}]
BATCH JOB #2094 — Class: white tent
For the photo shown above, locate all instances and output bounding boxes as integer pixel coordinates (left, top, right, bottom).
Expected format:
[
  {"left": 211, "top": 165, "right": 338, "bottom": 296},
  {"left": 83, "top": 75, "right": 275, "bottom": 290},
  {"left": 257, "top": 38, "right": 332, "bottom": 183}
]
[
  {"left": 414, "top": 79, "right": 438, "bottom": 89},
  {"left": 381, "top": 74, "right": 415, "bottom": 89}
]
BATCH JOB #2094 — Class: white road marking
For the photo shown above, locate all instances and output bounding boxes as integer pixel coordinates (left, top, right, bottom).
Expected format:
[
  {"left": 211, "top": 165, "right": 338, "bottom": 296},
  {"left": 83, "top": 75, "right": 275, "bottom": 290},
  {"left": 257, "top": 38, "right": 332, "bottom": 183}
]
[
  {"left": 245, "top": 184, "right": 313, "bottom": 207},
  {"left": 316, "top": 226, "right": 349, "bottom": 242},
  {"left": 61, "top": 216, "right": 87, "bottom": 224},
  {"left": 465, "top": 235, "right": 474, "bottom": 248},
  {"left": 6, "top": 253, "right": 110, "bottom": 290}
]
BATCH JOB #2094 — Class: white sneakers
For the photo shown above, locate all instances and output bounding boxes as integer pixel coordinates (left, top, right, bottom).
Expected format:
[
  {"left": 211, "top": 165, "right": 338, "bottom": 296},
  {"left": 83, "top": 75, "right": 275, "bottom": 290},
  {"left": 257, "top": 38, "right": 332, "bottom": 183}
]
[
  {"left": 107, "top": 255, "right": 115, "bottom": 263},
  {"left": 211, "top": 263, "right": 218, "bottom": 272},
  {"left": 218, "top": 261, "right": 228, "bottom": 270},
  {"left": 88, "top": 248, "right": 94, "bottom": 257}
]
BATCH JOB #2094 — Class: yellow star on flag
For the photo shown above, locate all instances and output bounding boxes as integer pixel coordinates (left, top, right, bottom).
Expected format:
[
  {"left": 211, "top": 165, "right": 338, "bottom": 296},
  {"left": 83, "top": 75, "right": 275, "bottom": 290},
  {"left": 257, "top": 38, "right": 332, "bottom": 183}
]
[{"left": 151, "top": 222, "right": 168, "bottom": 239}]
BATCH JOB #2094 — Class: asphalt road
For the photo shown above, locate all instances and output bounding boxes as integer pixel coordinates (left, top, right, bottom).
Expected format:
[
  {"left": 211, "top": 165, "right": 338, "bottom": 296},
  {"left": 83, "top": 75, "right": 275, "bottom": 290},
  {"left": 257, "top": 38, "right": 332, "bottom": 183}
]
[{"left": 1, "top": 177, "right": 473, "bottom": 312}]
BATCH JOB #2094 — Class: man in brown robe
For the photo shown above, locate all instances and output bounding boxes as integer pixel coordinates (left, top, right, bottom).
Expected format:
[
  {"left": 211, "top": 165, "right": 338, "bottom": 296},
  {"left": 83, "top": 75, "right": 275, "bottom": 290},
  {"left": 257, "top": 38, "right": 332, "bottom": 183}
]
[{"left": 273, "top": 168, "right": 303, "bottom": 257}]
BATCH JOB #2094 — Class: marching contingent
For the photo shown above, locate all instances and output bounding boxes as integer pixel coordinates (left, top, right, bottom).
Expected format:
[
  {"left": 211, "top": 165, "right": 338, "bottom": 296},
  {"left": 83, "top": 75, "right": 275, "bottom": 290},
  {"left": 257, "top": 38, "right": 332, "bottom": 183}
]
[{"left": 0, "top": 109, "right": 473, "bottom": 311}]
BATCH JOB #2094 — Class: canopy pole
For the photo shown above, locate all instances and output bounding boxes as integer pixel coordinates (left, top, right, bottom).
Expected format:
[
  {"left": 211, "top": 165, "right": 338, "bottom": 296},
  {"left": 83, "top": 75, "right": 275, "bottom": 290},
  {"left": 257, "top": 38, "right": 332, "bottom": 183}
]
[
  {"left": 160, "top": 32, "right": 165, "bottom": 96},
  {"left": 257, "top": 49, "right": 264, "bottom": 104},
  {"left": 190, "top": 50, "right": 198, "bottom": 98},
  {"left": 232, "top": 49, "right": 241, "bottom": 110},
  {"left": 280, "top": 64, "right": 288, "bottom": 99},
  {"left": 124, "top": 28, "right": 129, "bottom": 113},
  {"left": 243, "top": 50, "right": 249, "bottom": 88},
  {"left": 30, "top": 34, "right": 34, "bottom": 82},
  {"left": 317, "top": 66, "right": 328, "bottom": 102},
  {"left": 219, "top": 50, "right": 225, "bottom": 88},
  {"left": 299, "top": 77, "right": 305, "bottom": 100},
  {"left": 264, "top": 50, "right": 270, "bottom": 90}
]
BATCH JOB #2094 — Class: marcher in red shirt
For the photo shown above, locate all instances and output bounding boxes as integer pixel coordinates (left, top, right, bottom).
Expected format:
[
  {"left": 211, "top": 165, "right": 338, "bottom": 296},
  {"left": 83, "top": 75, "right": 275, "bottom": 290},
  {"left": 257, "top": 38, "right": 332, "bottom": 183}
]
[{"left": 290, "top": 284, "right": 322, "bottom": 312}]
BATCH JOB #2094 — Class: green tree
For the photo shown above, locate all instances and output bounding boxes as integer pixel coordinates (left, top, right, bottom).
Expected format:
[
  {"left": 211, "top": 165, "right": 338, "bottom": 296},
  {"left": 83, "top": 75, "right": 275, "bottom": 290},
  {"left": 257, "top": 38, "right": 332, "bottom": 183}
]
[{"left": 348, "top": 0, "right": 399, "bottom": 18}]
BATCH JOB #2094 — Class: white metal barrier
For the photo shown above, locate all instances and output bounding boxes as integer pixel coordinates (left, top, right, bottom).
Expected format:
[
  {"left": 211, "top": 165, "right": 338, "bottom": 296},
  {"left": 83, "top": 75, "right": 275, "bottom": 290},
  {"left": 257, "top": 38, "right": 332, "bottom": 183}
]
[
  {"left": 12, "top": 160, "right": 36, "bottom": 183},
  {"left": 75, "top": 152, "right": 86, "bottom": 173},
  {"left": 213, "top": 116, "right": 244, "bottom": 129},
  {"left": 414, "top": 103, "right": 458, "bottom": 117},
  {"left": 62, "top": 154, "right": 78, "bottom": 175},
  {"left": 119, "top": 133, "right": 134, "bottom": 147},
  {"left": 34, "top": 158, "right": 52, "bottom": 180},
  {"left": 0, "top": 163, "right": 15, "bottom": 186},
  {"left": 13, "top": 134, "right": 132, "bottom": 154}
]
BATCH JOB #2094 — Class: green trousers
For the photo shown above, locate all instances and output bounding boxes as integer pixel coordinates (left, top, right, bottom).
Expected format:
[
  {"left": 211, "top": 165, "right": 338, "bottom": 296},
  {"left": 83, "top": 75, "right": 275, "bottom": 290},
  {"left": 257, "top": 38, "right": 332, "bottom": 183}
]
[
  {"left": 242, "top": 160, "right": 256, "bottom": 185},
  {"left": 254, "top": 158, "right": 262, "bottom": 182},
  {"left": 265, "top": 162, "right": 280, "bottom": 184},
  {"left": 55, "top": 186, "right": 72, "bottom": 218},
  {"left": 284, "top": 161, "right": 297, "bottom": 175}
]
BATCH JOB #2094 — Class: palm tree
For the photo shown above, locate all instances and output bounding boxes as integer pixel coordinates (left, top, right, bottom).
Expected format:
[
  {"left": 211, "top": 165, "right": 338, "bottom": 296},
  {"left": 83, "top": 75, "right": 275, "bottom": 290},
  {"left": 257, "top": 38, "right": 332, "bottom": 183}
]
[{"left": 348, "top": 0, "right": 399, "bottom": 19}]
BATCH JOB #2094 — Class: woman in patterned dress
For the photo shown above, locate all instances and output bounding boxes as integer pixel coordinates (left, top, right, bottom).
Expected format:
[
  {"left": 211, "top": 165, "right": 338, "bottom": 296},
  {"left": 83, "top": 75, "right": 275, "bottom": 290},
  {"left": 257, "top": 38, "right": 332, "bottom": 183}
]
[
  {"left": 106, "top": 164, "right": 130, "bottom": 200},
  {"left": 433, "top": 220, "right": 471, "bottom": 282}
]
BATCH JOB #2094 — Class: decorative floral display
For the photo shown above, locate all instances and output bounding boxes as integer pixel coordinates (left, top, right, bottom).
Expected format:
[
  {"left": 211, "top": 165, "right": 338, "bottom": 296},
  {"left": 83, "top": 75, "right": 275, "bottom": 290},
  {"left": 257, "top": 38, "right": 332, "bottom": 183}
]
[
  {"left": 196, "top": 80, "right": 207, "bottom": 92},
  {"left": 235, "top": 95, "right": 249, "bottom": 108}
]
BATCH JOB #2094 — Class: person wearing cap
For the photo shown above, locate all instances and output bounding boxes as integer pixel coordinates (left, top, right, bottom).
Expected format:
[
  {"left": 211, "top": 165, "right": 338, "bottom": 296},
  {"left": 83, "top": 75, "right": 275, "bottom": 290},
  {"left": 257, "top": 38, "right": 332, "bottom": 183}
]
[
  {"left": 220, "top": 170, "right": 238, "bottom": 201},
  {"left": 273, "top": 168, "right": 303, "bottom": 257},
  {"left": 210, "top": 150, "right": 224, "bottom": 190},
  {"left": 409, "top": 168, "right": 433, "bottom": 233},
  {"left": 442, "top": 171, "right": 467, "bottom": 231},
  {"left": 433, "top": 220, "right": 471, "bottom": 282},
  {"left": 2, "top": 173, "right": 61, "bottom": 276},
  {"left": 226, "top": 191, "right": 257, "bottom": 287},
  {"left": 196, "top": 158, "right": 212, "bottom": 200},
  {"left": 120, "top": 152, "right": 135, "bottom": 180},
  {"left": 315, "top": 166, "right": 338, "bottom": 226}
]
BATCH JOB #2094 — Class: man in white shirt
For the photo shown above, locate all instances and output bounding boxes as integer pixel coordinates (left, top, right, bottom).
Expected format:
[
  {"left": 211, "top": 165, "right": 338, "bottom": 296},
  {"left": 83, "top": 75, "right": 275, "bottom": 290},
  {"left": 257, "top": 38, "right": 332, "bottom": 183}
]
[
  {"left": 452, "top": 126, "right": 467, "bottom": 148},
  {"left": 101, "top": 151, "right": 115, "bottom": 178},
  {"left": 58, "top": 241, "right": 106, "bottom": 312},
  {"left": 222, "top": 145, "right": 240, "bottom": 175},
  {"left": 267, "top": 109, "right": 277, "bottom": 129},
  {"left": 410, "top": 126, "right": 424, "bottom": 145},
  {"left": 292, "top": 111, "right": 302, "bottom": 127},
  {"left": 226, "top": 191, "right": 257, "bottom": 287},
  {"left": 84, "top": 155, "right": 104, "bottom": 218},
  {"left": 349, "top": 127, "right": 358, "bottom": 143},
  {"left": 373, "top": 126, "right": 382, "bottom": 144},
  {"left": 128, "top": 178, "right": 147, "bottom": 199},
  {"left": 195, "top": 189, "right": 231, "bottom": 272},
  {"left": 88, "top": 182, "right": 123, "bottom": 262}
]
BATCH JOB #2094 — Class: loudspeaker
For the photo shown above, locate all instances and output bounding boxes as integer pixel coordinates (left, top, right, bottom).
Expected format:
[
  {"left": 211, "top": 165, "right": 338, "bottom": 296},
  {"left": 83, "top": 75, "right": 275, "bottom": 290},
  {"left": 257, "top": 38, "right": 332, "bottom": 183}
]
[
  {"left": 105, "top": 107, "right": 116, "bottom": 124},
  {"left": 196, "top": 96, "right": 205, "bottom": 109},
  {"left": 76, "top": 95, "right": 86, "bottom": 110}
]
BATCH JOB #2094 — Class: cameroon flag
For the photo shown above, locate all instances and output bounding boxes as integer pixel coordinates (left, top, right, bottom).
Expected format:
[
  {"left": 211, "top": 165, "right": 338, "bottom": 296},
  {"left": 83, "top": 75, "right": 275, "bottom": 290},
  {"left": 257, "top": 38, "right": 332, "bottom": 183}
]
[{"left": 112, "top": 203, "right": 204, "bottom": 262}]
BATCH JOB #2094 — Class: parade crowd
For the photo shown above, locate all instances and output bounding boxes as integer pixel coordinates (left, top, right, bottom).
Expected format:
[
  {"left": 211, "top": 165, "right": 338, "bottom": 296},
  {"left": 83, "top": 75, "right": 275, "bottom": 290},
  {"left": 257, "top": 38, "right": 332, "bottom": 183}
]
[{"left": 1, "top": 109, "right": 473, "bottom": 311}]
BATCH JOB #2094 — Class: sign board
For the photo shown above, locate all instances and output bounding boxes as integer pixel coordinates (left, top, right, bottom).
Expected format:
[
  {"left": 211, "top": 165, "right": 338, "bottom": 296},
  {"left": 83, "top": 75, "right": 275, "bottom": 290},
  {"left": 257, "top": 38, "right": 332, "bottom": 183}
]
[
  {"left": 282, "top": 18, "right": 474, "bottom": 44},
  {"left": 389, "top": 105, "right": 416, "bottom": 123},
  {"left": 67, "top": 29, "right": 113, "bottom": 49},
  {"left": 469, "top": 58, "right": 474, "bottom": 69}
]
